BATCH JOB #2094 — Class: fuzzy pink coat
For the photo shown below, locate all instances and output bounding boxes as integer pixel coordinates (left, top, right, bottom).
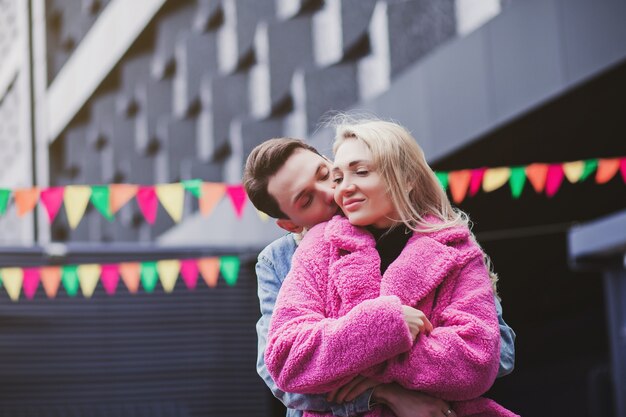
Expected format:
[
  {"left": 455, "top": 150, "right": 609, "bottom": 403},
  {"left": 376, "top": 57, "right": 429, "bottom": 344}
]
[{"left": 266, "top": 216, "right": 518, "bottom": 417}]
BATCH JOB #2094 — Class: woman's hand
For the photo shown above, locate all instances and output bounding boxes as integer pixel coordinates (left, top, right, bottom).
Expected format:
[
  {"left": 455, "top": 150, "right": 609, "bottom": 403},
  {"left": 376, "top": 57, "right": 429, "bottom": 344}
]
[
  {"left": 326, "top": 375, "right": 379, "bottom": 403},
  {"left": 401, "top": 306, "right": 433, "bottom": 341}
]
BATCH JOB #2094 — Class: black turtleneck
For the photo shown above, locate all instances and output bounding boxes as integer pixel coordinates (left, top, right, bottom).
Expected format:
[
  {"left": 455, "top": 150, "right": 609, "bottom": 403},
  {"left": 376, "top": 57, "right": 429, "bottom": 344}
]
[{"left": 366, "top": 224, "right": 412, "bottom": 275}]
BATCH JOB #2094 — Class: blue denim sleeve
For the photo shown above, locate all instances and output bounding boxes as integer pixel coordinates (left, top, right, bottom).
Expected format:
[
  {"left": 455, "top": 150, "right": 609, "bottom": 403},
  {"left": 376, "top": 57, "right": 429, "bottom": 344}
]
[
  {"left": 495, "top": 297, "right": 516, "bottom": 377},
  {"left": 256, "top": 241, "right": 372, "bottom": 417}
]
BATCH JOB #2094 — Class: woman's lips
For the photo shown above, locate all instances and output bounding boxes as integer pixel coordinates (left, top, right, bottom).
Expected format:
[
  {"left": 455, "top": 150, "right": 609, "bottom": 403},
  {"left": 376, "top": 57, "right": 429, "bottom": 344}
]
[{"left": 342, "top": 199, "right": 364, "bottom": 212}]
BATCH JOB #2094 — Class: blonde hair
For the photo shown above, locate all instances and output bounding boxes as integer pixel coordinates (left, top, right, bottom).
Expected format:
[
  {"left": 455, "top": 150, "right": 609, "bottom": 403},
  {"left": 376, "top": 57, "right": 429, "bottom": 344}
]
[{"left": 331, "top": 116, "right": 499, "bottom": 296}]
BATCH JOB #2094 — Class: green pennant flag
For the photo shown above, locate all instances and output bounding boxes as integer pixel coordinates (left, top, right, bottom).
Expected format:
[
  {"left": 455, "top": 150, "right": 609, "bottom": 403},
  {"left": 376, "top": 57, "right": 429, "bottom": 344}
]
[
  {"left": 90, "top": 185, "right": 113, "bottom": 221},
  {"left": 435, "top": 172, "right": 449, "bottom": 191},
  {"left": 141, "top": 261, "right": 159, "bottom": 293},
  {"left": 62, "top": 265, "right": 79, "bottom": 297},
  {"left": 0, "top": 269, "right": 3, "bottom": 288},
  {"left": 182, "top": 179, "right": 203, "bottom": 198},
  {"left": 509, "top": 166, "right": 527, "bottom": 199},
  {"left": 220, "top": 256, "right": 240, "bottom": 286},
  {"left": 580, "top": 159, "right": 598, "bottom": 181},
  {"left": 0, "top": 189, "right": 10, "bottom": 215}
]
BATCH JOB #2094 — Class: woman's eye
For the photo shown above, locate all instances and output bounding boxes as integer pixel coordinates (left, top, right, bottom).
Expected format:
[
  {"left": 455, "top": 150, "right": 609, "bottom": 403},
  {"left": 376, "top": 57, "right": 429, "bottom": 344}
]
[
  {"left": 320, "top": 171, "right": 330, "bottom": 181},
  {"left": 332, "top": 177, "right": 343, "bottom": 184},
  {"left": 356, "top": 170, "right": 368, "bottom": 176},
  {"left": 301, "top": 196, "right": 313, "bottom": 208}
]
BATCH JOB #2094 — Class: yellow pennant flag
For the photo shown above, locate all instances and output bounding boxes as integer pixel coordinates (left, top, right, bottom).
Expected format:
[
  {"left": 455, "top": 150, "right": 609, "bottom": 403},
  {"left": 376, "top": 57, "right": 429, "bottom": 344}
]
[
  {"left": 64, "top": 185, "right": 92, "bottom": 229},
  {"left": 256, "top": 209, "right": 269, "bottom": 222},
  {"left": 482, "top": 167, "right": 511, "bottom": 193},
  {"left": 563, "top": 161, "right": 585, "bottom": 183},
  {"left": 157, "top": 259, "right": 181, "bottom": 293},
  {"left": 78, "top": 264, "right": 101, "bottom": 298},
  {"left": 2, "top": 268, "right": 23, "bottom": 301},
  {"left": 155, "top": 183, "right": 185, "bottom": 223}
]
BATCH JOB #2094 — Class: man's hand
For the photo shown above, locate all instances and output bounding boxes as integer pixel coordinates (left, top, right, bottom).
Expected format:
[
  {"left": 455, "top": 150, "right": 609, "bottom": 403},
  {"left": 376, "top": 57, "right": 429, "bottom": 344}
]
[
  {"left": 326, "top": 375, "right": 379, "bottom": 403},
  {"left": 373, "top": 383, "right": 456, "bottom": 417}
]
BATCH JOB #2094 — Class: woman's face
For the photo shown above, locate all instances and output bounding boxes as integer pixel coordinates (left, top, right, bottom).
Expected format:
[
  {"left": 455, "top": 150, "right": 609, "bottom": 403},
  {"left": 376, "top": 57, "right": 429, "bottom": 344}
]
[{"left": 332, "top": 139, "right": 399, "bottom": 228}]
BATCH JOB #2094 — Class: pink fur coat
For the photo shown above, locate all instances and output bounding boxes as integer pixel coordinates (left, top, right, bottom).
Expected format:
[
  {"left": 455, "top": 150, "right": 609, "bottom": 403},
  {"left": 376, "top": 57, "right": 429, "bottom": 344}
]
[{"left": 266, "top": 215, "right": 517, "bottom": 417}]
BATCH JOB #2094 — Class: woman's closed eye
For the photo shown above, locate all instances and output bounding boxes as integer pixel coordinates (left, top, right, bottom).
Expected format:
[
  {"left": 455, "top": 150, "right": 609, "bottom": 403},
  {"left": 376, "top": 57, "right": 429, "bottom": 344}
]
[{"left": 301, "top": 195, "right": 313, "bottom": 208}]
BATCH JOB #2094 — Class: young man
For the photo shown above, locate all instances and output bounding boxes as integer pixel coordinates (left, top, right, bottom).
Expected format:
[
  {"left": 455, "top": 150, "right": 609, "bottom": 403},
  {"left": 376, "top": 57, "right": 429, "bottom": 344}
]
[{"left": 243, "top": 138, "right": 515, "bottom": 417}]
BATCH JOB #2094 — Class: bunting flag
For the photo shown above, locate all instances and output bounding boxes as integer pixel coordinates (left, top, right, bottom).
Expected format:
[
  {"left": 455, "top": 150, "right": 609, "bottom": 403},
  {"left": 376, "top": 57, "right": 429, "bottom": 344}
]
[
  {"left": 563, "top": 161, "right": 585, "bottom": 183},
  {"left": 596, "top": 158, "right": 621, "bottom": 184},
  {"left": 156, "top": 183, "right": 185, "bottom": 223},
  {"left": 64, "top": 185, "right": 92, "bottom": 229},
  {"left": 545, "top": 164, "right": 565, "bottom": 197},
  {"left": 110, "top": 184, "right": 138, "bottom": 214},
  {"left": 14, "top": 188, "right": 39, "bottom": 217},
  {"left": 482, "top": 167, "right": 511, "bottom": 193},
  {"left": 91, "top": 185, "right": 113, "bottom": 221},
  {"left": 525, "top": 163, "right": 549, "bottom": 193},
  {"left": 0, "top": 188, "right": 10, "bottom": 215},
  {"left": 448, "top": 170, "right": 472, "bottom": 204},
  {"left": 0, "top": 257, "right": 240, "bottom": 302},
  {"left": 200, "top": 183, "right": 226, "bottom": 217},
  {"left": 136, "top": 187, "right": 158, "bottom": 224},
  {"left": 469, "top": 168, "right": 487, "bottom": 197},
  {"left": 40, "top": 187, "right": 65, "bottom": 223},
  {"left": 256, "top": 209, "right": 270, "bottom": 222},
  {"left": 226, "top": 185, "right": 247, "bottom": 218}
]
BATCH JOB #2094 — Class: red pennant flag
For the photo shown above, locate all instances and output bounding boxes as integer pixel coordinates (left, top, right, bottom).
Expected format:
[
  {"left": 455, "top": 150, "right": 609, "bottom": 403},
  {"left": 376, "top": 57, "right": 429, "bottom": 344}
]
[
  {"left": 100, "top": 264, "right": 120, "bottom": 295},
  {"left": 545, "top": 164, "right": 564, "bottom": 197},
  {"left": 596, "top": 158, "right": 620, "bottom": 184},
  {"left": 22, "top": 268, "right": 41, "bottom": 300},
  {"left": 469, "top": 168, "right": 486, "bottom": 197},
  {"left": 448, "top": 170, "right": 472, "bottom": 203},
  {"left": 136, "top": 186, "right": 158, "bottom": 224},
  {"left": 620, "top": 158, "right": 626, "bottom": 183},
  {"left": 226, "top": 185, "right": 247, "bottom": 218},
  {"left": 40, "top": 187, "right": 65, "bottom": 223},
  {"left": 180, "top": 259, "right": 199, "bottom": 290},
  {"left": 525, "top": 163, "right": 549, "bottom": 193}
]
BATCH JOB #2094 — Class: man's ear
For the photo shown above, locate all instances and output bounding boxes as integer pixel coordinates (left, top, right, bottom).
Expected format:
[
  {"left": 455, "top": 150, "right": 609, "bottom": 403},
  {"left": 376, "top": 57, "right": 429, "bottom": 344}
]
[{"left": 276, "top": 218, "right": 304, "bottom": 234}]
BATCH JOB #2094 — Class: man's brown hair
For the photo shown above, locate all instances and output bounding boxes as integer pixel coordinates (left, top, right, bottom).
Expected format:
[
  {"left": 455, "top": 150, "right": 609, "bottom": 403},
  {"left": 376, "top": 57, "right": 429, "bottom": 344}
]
[{"left": 243, "top": 137, "right": 320, "bottom": 219}]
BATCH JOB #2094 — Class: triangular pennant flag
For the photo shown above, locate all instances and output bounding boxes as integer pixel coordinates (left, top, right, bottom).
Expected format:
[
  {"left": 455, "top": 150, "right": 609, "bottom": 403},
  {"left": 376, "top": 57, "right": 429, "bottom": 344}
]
[
  {"left": 182, "top": 179, "right": 202, "bottom": 198},
  {"left": 469, "top": 168, "right": 487, "bottom": 197},
  {"left": 509, "top": 166, "right": 527, "bottom": 199},
  {"left": 156, "top": 183, "right": 185, "bottom": 223},
  {"left": 256, "top": 209, "right": 269, "bottom": 222},
  {"left": 40, "top": 266, "right": 61, "bottom": 298},
  {"left": 110, "top": 184, "right": 138, "bottom": 214},
  {"left": 180, "top": 259, "right": 199, "bottom": 290},
  {"left": 157, "top": 259, "right": 181, "bottom": 293},
  {"left": 0, "top": 188, "right": 11, "bottom": 215},
  {"left": 580, "top": 159, "right": 598, "bottom": 181},
  {"left": 226, "top": 185, "right": 247, "bottom": 218},
  {"left": 91, "top": 185, "right": 113, "bottom": 221},
  {"left": 198, "top": 257, "right": 220, "bottom": 288},
  {"left": 62, "top": 265, "right": 80, "bottom": 297},
  {"left": 435, "top": 172, "right": 449, "bottom": 191},
  {"left": 200, "top": 183, "right": 226, "bottom": 216},
  {"left": 621, "top": 158, "right": 626, "bottom": 183},
  {"left": 448, "top": 170, "right": 472, "bottom": 203},
  {"left": 77, "top": 264, "right": 101, "bottom": 298},
  {"left": 220, "top": 256, "right": 240, "bottom": 286},
  {"left": 119, "top": 262, "right": 141, "bottom": 294},
  {"left": 482, "top": 167, "right": 511, "bottom": 193},
  {"left": 136, "top": 186, "right": 158, "bottom": 224},
  {"left": 14, "top": 187, "right": 39, "bottom": 217},
  {"left": 100, "top": 264, "right": 120, "bottom": 295},
  {"left": 525, "top": 163, "right": 549, "bottom": 193},
  {"left": 40, "top": 187, "right": 65, "bottom": 223},
  {"left": 2, "top": 268, "right": 23, "bottom": 301},
  {"left": 140, "top": 261, "right": 158, "bottom": 293},
  {"left": 22, "top": 268, "right": 41, "bottom": 300},
  {"left": 545, "top": 164, "right": 565, "bottom": 197},
  {"left": 64, "top": 185, "right": 92, "bottom": 229},
  {"left": 563, "top": 161, "right": 585, "bottom": 183},
  {"left": 596, "top": 158, "right": 620, "bottom": 184}
]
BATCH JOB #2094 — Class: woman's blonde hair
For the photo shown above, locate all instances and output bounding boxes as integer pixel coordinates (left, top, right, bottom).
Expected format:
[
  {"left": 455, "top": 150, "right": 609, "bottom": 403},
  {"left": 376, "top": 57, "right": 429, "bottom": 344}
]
[{"left": 331, "top": 115, "right": 499, "bottom": 295}]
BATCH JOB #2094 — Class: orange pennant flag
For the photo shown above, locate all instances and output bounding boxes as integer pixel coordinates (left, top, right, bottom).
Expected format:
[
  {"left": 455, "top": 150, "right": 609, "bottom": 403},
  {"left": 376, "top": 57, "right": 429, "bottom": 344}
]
[
  {"left": 200, "top": 183, "right": 226, "bottom": 217},
  {"left": 110, "top": 184, "right": 138, "bottom": 214},
  {"left": 448, "top": 170, "right": 472, "bottom": 203},
  {"left": 119, "top": 262, "right": 141, "bottom": 294},
  {"left": 596, "top": 158, "right": 620, "bottom": 184},
  {"left": 14, "top": 187, "right": 40, "bottom": 217},
  {"left": 198, "top": 257, "right": 220, "bottom": 288},
  {"left": 40, "top": 266, "right": 62, "bottom": 298},
  {"left": 525, "top": 163, "right": 549, "bottom": 193}
]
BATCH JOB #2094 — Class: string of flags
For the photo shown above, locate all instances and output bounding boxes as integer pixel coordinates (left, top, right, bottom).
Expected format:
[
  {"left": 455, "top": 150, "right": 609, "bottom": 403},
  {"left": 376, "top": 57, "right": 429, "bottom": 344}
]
[
  {"left": 0, "top": 256, "right": 241, "bottom": 302},
  {"left": 435, "top": 157, "right": 626, "bottom": 203},
  {"left": 0, "top": 181, "right": 250, "bottom": 229}
]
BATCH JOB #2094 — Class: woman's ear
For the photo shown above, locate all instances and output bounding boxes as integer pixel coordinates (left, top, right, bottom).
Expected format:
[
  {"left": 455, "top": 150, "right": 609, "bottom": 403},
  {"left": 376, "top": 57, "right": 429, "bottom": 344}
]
[{"left": 276, "top": 218, "right": 304, "bottom": 234}]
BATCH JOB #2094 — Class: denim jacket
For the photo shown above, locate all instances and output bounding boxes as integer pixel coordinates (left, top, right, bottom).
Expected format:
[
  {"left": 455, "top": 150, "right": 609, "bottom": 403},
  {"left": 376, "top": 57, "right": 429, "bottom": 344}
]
[{"left": 256, "top": 234, "right": 516, "bottom": 417}]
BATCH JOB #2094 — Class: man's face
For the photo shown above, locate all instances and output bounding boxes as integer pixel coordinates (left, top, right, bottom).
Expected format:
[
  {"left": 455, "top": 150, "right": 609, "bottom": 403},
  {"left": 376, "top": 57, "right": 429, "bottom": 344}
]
[{"left": 267, "top": 148, "right": 338, "bottom": 230}]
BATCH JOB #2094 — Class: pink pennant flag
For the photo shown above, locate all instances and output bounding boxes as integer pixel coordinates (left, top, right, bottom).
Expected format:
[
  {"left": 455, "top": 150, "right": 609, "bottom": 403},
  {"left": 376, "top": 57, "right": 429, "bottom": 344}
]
[
  {"left": 40, "top": 187, "right": 65, "bottom": 223},
  {"left": 180, "top": 259, "right": 199, "bottom": 290},
  {"left": 226, "top": 185, "right": 247, "bottom": 218},
  {"left": 100, "top": 264, "right": 120, "bottom": 295},
  {"left": 469, "top": 168, "right": 487, "bottom": 197},
  {"left": 545, "top": 164, "right": 564, "bottom": 197},
  {"left": 22, "top": 268, "right": 41, "bottom": 300},
  {"left": 621, "top": 158, "right": 626, "bottom": 183},
  {"left": 136, "top": 186, "right": 158, "bottom": 224}
]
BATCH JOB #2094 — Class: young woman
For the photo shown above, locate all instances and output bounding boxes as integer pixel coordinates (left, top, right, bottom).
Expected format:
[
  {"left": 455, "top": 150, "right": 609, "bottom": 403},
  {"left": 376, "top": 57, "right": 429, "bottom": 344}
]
[{"left": 264, "top": 119, "right": 518, "bottom": 417}]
